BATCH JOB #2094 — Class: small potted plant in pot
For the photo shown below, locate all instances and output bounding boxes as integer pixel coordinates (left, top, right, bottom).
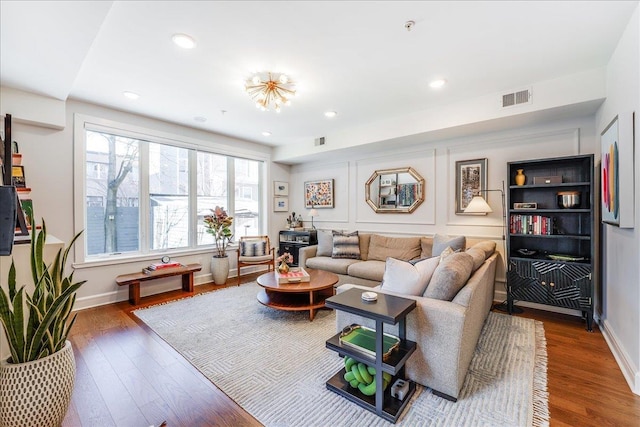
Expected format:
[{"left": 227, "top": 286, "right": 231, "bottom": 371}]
[
  {"left": 0, "top": 220, "right": 85, "bottom": 427},
  {"left": 204, "top": 206, "right": 234, "bottom": 284}
]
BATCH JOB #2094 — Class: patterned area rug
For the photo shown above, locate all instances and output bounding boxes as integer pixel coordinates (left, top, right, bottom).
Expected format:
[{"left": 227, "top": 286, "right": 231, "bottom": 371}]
[{"left": 133, "top": 283, "right": 549, "bottom": 427}]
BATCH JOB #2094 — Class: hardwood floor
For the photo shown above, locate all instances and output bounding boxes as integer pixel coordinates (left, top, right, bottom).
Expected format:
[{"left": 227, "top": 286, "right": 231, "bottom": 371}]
[{"left": 63, "top": 274, "right": 640, "bottom": 426}]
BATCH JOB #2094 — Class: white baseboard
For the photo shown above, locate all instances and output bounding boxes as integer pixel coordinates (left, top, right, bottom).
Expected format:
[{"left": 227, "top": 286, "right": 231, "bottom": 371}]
[{"left": 599, "top": 318, "right": 640, "bottom": 396}]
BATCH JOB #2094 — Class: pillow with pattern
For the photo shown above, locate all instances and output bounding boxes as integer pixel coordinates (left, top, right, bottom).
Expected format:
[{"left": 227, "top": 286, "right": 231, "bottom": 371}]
[
  {"left": 240, "top": 239, "right": 267, "bottom": 257},
  {"left": 332, "top": 231, "right": 361, "bottom": 259}
]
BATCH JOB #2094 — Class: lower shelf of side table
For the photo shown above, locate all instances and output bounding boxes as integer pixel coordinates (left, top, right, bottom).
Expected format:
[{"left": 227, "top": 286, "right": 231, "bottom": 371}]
[{"left": 326, "top": 368, "right": 416, "bottom": 424}]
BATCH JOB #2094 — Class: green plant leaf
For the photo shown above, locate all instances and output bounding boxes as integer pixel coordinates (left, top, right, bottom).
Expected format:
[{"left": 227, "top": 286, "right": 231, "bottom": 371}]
[{"left": 0, "top": 285, "right": 22, "bottom": 363}]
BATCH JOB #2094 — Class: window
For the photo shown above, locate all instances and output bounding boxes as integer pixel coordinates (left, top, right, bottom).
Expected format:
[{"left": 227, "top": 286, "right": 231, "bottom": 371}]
[
  {"left": 149, "top": 143, "right": 190, "bottom": 250},
  {"left": 76, "top": 116, "right": 266, "bottom": 262},
  {"left": 85, "top": 130, "right": 140, "bottom": 256},
  {"left": 234, "top": 158, "right": 260, "bottom": 237},
  {"left": 196, "top": 151, "right": 227, "bottom": 246}
]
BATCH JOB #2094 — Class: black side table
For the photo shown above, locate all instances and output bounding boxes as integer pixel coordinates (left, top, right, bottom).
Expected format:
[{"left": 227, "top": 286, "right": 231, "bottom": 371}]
[{"left": 325, "top": 288, "right": 417, "bottom": 423}]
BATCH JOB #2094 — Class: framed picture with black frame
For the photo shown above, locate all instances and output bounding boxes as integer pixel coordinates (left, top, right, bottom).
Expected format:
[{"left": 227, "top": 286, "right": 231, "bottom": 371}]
[{"left": 455, "top": 158, "right": 487, "bottom": 214}]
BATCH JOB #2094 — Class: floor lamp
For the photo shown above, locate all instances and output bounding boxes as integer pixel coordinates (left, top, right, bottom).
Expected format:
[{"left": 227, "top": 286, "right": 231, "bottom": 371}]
[
  {"left": 309, "top": 208, "right": 319, "bottom": 229},
  {"left": 463, "top": 181, "right": 522, "bottom": 313}
]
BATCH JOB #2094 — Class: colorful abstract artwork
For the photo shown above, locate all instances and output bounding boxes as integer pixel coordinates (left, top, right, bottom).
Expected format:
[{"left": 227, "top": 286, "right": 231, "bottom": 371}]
[
  {"left": 304, "top": 179, "right": 334, "bottom": 208},
  {"left": 600, "top": 117, "right": 620, "bottom": 225}
]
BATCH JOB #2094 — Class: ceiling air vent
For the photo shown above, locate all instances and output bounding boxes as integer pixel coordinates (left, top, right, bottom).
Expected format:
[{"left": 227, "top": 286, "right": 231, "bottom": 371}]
[
  {"left": 314, "top": 137, "right": 326, "bottom": 146},
  {"left": 501, "top": 89, "right": 531, "bottom": 108}
]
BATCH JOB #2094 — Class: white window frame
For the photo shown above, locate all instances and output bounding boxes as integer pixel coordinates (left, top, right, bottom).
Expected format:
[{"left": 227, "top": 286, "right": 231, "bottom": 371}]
[{"left": 73, "top": 114, "right": 269, "bottom": 267}]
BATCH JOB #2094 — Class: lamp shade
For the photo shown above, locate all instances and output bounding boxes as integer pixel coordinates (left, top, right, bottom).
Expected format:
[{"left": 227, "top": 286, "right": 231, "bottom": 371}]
[
  {"left": 464, "top": 196, "right": 493, "bottom": 214},
  {"left": 309, "top": 208, "right": 319, "bottom": 217}
]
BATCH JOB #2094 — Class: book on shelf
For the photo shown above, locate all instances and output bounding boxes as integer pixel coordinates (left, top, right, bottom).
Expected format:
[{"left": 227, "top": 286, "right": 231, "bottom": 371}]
[{"left": 276, "top": 267, "right": 311, "bottom": 284}]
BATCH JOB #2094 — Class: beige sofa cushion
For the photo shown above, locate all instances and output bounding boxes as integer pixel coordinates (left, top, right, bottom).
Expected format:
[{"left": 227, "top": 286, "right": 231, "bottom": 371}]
[
  {"left": 465, "top": 247, "right": 486, "bottom": 272},
  {"left": 347, "top": 260, "right": 386, "bottom": 282},
  {"left": 468, "top": 240, "right": 496, "bottom": 259},
  {"left": 359, "top": 233, "right": 371, "bottom": 261},
  {"left": 305, "top": 256, "right": 360, "bottom": 275},
  {"left": 420, "top": 237, "right": 433, "bottom": 258},
  {"left": 367, "top": 235, "right": 422, "bottom": 261},
  {"left": 424, "top": 252, "right": 474, "bottom": 301}
]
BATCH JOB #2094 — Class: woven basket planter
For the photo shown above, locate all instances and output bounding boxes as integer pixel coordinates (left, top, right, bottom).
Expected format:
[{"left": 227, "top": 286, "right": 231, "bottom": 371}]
[{"left": 0, "top": 340, "right": 75, "bottom": 427}]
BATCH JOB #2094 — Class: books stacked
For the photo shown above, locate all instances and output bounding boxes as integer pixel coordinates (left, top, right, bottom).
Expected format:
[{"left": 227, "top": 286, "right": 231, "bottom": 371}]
[
  {"left": 276, "top": 267, "right": 311, "bottom": 284},
  {"left": 142, "top": 262, "right": 183, "bottom": 274},
  {"left": 510, "top": 214, "right": 554, "bottom": 235}
]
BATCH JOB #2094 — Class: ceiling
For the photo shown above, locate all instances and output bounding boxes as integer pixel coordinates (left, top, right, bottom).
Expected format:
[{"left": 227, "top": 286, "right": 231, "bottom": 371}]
[{"left": 1, "top": 1, "right": 637, "bottom": 149}]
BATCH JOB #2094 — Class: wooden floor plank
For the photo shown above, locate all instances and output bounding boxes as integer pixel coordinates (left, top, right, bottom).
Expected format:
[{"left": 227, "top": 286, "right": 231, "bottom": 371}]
[{"left": 62, "top": 274, "right": 640, "bottom": 426}]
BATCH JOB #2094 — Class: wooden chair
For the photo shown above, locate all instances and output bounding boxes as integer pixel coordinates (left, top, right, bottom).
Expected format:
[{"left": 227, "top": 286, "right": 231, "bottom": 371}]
[{"left": 237, "top": 235, "right": 276, "bottom": 285}]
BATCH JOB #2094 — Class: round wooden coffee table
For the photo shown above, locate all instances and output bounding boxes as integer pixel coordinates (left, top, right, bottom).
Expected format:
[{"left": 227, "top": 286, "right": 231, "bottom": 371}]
[{"left": 256, "top": 268, "right": 339, "bottom": 321}]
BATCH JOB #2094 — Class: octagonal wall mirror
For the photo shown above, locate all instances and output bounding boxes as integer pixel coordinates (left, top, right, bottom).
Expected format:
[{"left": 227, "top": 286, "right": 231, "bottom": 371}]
[{"left": 365, "top": 167, "right": 425, "bottom": 213}]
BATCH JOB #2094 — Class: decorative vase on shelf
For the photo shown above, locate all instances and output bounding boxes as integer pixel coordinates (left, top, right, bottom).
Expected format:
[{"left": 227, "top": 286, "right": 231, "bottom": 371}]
[
  {"left": 211, "top": 255, "right": 229, "bottom": 285},
  {"left": 277, "top": 261, "right": 290, "bottom": 274},
  {"left": 515, "top": 169, "right": 526, "bottom": 186}
]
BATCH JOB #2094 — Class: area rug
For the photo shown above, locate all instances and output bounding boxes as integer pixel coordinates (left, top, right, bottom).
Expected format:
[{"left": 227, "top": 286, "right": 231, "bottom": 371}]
[{"left": 133, "top": 283, "right": 549, "bottom": 427}]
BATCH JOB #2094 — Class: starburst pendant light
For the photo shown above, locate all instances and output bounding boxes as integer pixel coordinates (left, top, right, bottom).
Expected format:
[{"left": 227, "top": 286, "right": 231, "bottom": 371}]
[{"left": 245, "top": 72, "right": 296, "bottom": 113}]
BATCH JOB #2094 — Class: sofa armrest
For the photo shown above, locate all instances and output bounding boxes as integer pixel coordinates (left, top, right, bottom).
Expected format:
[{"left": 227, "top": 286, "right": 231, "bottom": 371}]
[{"left": 298, "top": 244, "right": 317, "bottom": 268}]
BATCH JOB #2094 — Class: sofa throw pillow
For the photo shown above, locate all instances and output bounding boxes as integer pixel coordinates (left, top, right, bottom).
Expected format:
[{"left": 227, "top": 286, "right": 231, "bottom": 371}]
[
  {"left": 465, "top": 247, "right": 486, "bottom": 272},
  {"left": 367, "top": 235, "right": 422, "bottom": 261},
  {"left": 468, "top": 240, "right": 496, "bottom": 259},
  {"left": 240, "top": 239, "right": 267, "bottom": 257},
  {"left": 438, "top": 246, "right": 459, "bottom": 262},
  {"left": 420, "top": 237, "right": 433, "bottom": 258},
  {"left": 432, "top": 234, "right": 466, "bottom": 257},
  {"left": 316, "top": 230, "right": 333, "bottom": 257},
  {"left": 381, "top": 256, "right": 440, "bottom": 296},
  {"left": 424, "top": 252, "right": 474, "bottom": 301},
  {"left": 332, "top": 231, "right": 361, "bottom": 259}
]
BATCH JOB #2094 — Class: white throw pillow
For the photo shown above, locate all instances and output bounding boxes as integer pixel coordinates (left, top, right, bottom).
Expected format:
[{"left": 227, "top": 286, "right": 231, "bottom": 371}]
[{"left": 380, "top": 256, "right": 440, "bottom": 296}]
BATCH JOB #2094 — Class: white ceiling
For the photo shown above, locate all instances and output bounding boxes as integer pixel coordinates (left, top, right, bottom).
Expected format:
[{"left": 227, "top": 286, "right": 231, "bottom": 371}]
[{"left": 1, "top": 1, "right": 637, "bottom": 149}]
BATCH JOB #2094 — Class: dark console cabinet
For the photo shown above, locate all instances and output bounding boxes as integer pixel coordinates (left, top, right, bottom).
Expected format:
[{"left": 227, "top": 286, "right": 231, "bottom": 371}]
[
  {"left": 506, "top": 154, "right": 597, "bottom": 331},
  {"left": 278, "top": 230, "right": 317, "bottom": 266}
]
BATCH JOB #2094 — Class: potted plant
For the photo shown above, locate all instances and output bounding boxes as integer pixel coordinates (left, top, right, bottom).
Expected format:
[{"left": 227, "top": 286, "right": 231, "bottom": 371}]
[
  {"left": 0, "top": 221, "right": 85, "bottom": 427},
  {"left": 204, "top": 206, "right": 234, "bottom": 284}
]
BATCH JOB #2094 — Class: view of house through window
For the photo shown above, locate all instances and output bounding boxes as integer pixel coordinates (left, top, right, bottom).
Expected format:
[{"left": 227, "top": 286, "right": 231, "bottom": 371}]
[
  {"left": 150, "top": 143, "right": 190, "bottom": 250},
  {"left": 83, "top": 126, "right": 263, "bottom": 259},
  {"left": 86, "top": 130, "right": 140, "bottom": 256}
]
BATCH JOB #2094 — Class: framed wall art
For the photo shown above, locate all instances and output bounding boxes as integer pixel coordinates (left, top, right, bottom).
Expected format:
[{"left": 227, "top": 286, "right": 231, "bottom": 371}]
[
  {"left": 304, "top": 179, "right": 334, "bottom": 208},
  {"left": 455, "top": 158, "right": 487, "bottom": 214},
  {"left": 601, "top": 112, "right": 635, "bottom": 228},
  {"left": 274, "top": 197, "right": 289, "bottom": 212},
  {"left": 274, "top": 181, "right": 289, "bottom": 197}
]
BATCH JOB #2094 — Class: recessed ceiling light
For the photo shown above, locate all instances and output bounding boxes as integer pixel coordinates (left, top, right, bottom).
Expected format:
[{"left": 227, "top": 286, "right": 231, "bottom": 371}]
[
  {"left": 172, "top": 33, "right": 196, "bottom": 49},
  {"left": 123, "top": 91, "right": 140, "bottom": 100},
  {"left": 324, "top": 111, "right": 337, "bottom": 118},
  {"left": 262, "top": 131, "right": 272, "bottom": 137},
  {"left": 194, "top": 116, "right": 207, "bottom": 123},
  {"left": 429, "top": 79, "right": 447, "bottom": 89}
]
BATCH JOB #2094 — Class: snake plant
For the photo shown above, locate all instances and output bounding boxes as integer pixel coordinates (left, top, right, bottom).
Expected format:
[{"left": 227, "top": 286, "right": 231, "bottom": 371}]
[{"left": 0, "top": 221, "right": 85, "bottom": 363}]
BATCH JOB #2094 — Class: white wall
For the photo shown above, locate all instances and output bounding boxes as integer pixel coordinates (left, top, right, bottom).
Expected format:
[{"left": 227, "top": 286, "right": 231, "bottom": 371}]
[
  {"left": 596, "top": 5, "right": 640, "bottom": 395},
  {"left": 289, "top": 116, "right": 599, "bottom": 296}
]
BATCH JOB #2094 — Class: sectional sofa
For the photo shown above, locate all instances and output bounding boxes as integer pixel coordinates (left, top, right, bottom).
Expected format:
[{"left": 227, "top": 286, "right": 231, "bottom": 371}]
[{"left": 298, "top": 231, "right": 499, "bottom": 401}]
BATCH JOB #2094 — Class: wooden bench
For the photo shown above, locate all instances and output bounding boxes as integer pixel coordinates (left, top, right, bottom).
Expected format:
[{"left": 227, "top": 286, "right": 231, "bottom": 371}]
[{"left": 115, "top": 263, "right": 202, "bottom": 305}]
